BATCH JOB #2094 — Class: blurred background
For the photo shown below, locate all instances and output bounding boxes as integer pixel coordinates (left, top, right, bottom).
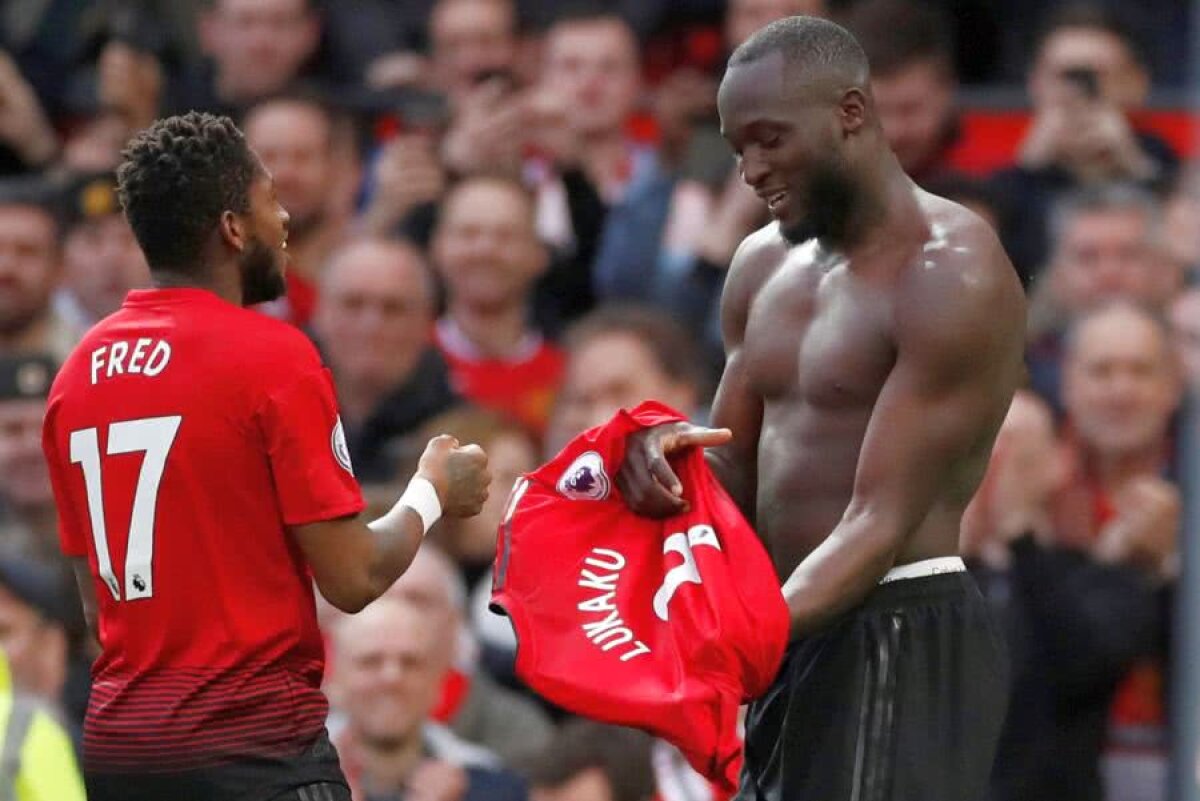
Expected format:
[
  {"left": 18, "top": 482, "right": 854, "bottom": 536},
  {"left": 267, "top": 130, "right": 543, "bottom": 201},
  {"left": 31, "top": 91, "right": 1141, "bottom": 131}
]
[{"left": 0, "top": 1, "right": 1194, "bottom": 799}]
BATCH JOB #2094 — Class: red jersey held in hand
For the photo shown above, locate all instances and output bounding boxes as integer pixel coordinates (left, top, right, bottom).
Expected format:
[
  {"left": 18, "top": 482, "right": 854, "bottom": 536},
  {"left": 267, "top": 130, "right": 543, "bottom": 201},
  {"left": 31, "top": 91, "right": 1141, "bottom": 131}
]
[
  {"left": 491, "top": 401, "right": 789, "bottom": 794},
  {"left": 42, "top": 288, "right": 364, "bottom": 774}
]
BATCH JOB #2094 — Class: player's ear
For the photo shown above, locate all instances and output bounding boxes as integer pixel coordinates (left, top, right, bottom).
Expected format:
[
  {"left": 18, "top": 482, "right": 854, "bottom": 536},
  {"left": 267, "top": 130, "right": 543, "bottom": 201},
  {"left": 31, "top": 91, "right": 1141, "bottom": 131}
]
[
  {"left": 839, "top": 87, "right": 867, "bottom": 135},
  {"left": 218, "top": 209, "right": 248, "bottom": 253}
]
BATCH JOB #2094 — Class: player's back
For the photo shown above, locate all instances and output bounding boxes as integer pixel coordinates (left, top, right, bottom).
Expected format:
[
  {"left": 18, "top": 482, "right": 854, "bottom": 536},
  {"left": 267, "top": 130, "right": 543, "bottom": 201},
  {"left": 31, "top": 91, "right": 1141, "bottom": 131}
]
[{"left": 42, "top": 288, "right": 363, "bottom": 776}]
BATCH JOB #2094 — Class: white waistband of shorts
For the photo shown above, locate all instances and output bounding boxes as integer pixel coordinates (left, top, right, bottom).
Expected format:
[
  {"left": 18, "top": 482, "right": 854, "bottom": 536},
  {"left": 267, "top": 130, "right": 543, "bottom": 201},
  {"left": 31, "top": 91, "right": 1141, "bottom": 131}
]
[{"left": 879, "top": 556, "right": 966, "bottom": 584}]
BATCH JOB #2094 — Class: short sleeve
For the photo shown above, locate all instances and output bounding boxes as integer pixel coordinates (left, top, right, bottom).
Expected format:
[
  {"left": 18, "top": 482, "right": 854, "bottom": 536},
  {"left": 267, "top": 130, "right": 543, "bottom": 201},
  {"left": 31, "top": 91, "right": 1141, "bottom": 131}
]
[
  {"left": 256, "top": 363, "right": 365, "bottom": 527},
  {"left": 41, "top": 406, "right": 88, "bottom": 558}
]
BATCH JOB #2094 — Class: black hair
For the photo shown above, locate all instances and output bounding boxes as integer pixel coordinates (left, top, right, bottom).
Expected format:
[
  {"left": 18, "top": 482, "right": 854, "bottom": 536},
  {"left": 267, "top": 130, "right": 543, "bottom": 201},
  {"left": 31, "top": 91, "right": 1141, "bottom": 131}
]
[
  {"left": 116, "top": 111, "right": 258, "bottom": 273},
  {"left": 838, "top": 0, "right": 954, "bottom": 77},
  {"left": 729, "top": 14, "right": 869, "bottom": 82}
]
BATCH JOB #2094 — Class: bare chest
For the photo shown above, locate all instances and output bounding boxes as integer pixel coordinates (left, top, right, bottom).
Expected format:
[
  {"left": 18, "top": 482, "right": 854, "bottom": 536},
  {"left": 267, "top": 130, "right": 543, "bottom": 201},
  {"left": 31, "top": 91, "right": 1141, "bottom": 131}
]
[{"left": 742, "top": 252, "right": 895, "bottom": 407}]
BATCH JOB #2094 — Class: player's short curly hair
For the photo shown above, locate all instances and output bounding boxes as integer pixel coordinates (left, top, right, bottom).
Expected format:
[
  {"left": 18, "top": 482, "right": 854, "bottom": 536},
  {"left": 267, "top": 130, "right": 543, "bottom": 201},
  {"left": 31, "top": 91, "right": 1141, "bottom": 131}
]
[{"left": 116, "top": 111, "right": 258, "bottom": 272}]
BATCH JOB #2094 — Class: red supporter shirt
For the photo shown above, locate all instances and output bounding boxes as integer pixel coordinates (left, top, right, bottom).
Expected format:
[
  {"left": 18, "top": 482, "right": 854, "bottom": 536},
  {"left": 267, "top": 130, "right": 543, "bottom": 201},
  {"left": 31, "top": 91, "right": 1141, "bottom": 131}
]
[
  {"left": 42, "top": 288, "right": 364, "bottom": 774},
  {"left": 434, "top": 318, "right": 564, "bottom": 436},
  {"left": 491, "top": 402, "right": 789, "bottom": 795}
]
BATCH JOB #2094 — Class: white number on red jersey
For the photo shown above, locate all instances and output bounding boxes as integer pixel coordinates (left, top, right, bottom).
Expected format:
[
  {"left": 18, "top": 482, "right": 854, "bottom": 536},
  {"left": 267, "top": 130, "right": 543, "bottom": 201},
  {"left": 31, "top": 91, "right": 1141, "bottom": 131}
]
[{"left": 69, "top": 416, "right": 182, "bottom": 601}]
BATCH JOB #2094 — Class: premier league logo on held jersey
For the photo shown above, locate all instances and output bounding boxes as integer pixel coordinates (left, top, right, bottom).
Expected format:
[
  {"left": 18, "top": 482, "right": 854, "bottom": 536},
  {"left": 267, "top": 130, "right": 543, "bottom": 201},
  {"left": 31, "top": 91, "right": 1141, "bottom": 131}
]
[{"left": 557, "top": 450, "right": 610, "bottom": 501}]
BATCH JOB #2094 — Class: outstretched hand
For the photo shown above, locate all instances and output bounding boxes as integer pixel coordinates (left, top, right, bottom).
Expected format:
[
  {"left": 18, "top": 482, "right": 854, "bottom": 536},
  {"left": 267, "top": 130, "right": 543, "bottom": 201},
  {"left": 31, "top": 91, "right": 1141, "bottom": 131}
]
[{"left": 616, "top": 422, "right": 732, "bottom": 518}]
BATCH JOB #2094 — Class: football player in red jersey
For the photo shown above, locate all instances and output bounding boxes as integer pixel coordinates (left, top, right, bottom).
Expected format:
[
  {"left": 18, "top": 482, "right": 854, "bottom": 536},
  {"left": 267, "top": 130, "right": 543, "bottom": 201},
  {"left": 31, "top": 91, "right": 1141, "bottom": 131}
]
[{"left": 41, "top": 111, "right": 491, "bottom": 801}]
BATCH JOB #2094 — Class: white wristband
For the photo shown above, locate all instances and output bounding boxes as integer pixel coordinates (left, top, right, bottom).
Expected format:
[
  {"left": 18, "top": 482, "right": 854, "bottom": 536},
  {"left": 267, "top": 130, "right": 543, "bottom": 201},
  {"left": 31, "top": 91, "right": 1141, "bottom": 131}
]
[{"left": 398, "top": 476, "right": 443, "bottom": 536}]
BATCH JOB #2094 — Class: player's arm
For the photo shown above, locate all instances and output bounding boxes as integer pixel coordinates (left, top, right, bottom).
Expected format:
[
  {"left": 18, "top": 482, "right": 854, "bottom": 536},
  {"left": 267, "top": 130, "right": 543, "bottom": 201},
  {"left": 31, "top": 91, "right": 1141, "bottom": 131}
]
[
  {"left": 617, "top": 230, "right": 773, "bottom": 519},
  {"left": 781, "top": 231, "right": 1026, "bottom": 637},
  {"left": 702, "top": 233, "right": 770, "bottom": 520},
  {"left": 70, "top": 558, "right": 99, "bottom": 647},
  {"left": 292, "top": 436, "right": 489, "bottom": 613}
]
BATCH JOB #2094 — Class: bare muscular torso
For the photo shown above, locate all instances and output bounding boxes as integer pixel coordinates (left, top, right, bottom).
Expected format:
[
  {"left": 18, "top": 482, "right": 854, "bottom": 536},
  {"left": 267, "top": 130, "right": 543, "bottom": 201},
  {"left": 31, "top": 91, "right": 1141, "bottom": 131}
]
[{"left": 733, "top": 192, "right": 1013, "bottom": 579}]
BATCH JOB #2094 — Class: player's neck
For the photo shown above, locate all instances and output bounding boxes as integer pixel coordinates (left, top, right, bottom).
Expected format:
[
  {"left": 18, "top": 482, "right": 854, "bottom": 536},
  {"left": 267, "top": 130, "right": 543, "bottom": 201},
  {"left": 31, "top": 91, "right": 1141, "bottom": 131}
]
[
  {"left": 354, "top": 729, "right": 426, "bottom": 792},
  {"left": 443, "top": 302, "right": 534, "bottom": 360},
  {"left": 828, "top": 153, "right": 921, "bottom": 253},
  {"left": 151, "top": 267, "right": 242, "bottom": 306}
]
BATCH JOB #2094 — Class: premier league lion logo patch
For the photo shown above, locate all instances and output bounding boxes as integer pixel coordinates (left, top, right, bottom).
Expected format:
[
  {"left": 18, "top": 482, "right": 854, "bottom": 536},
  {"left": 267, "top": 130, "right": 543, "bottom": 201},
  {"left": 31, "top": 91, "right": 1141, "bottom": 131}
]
[{"left": 557, "top": 450, "right": 610, "bottom": 501}]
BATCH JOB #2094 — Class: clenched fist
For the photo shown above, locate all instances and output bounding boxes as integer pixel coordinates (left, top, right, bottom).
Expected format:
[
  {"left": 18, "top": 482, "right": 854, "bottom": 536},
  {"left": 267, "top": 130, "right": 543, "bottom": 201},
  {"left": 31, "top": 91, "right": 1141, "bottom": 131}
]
[{"left": 417, "top": 434, "right": 491, "bottom": 517}]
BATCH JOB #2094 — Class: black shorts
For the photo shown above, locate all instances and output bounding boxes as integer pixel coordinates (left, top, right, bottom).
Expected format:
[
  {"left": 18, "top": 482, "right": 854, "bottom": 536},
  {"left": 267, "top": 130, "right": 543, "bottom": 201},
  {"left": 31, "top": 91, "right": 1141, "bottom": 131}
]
[
  {"left": 736, "top": 570, "right": 1010, "bottom": 801},
  {"left": 84, "top": 729, "right": 349, "bottom": 801}
]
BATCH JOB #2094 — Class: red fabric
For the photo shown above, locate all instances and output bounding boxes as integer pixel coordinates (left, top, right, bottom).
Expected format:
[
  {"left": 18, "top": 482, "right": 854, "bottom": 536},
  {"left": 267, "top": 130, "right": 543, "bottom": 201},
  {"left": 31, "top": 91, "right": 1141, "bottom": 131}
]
[
  {"left": 42, "top": 288, "right": 364, "bottom": 771},
  {"left": 491, "top": 401, "right": 789, "bottom": 794},
  {"left": 431, "top": 668, "right": 472, "bottom": 723},
  {"left": 435, "top": 331, "right": 564, "bottom": 436}
]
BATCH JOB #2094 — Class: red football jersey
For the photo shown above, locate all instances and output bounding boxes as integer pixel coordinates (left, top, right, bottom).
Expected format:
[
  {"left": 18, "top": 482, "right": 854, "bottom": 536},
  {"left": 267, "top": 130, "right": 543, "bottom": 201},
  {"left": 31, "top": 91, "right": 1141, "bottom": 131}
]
[
  {"left": 491, "top": 402, "right": 789, "bottom": 794},
  {"left": 434, "top": 318, "right": 564, "bottom": 436},
  {"left": 41, "top": 288, "right": 364, "bottom": 774}
]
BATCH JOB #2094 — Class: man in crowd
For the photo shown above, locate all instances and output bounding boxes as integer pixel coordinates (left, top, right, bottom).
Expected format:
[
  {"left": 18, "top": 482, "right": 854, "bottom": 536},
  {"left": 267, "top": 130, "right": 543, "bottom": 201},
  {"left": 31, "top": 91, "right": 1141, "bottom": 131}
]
[
  {"left": 546, "top": 305, "right": 705, "bottom": 456},
  {"left": 0, "top": 354, "right": 61, "bottom": 566},
  {"left": 186, "top": 0, "right": 323, "bottom": 115},
  {"left": 314, "top": 238, "right": 461, "bottom": 482},
  {"left": 329, "top": 598, "right": 527, "bottom": 801},
  {"left": 431, "top": 177, "right": 562, "bottom": 437},
  {"left": 993, "top": 3, "right": 1175, "bottom": 280},
  {"left": 1026, "top": 183, "right": 1181, "bottom": 410},
  {"left": 520, "top": 719, "right": 656, "bottom": 801},
  {"left": 54, "top": 173, "right": 149, "bottom": 331},
  {"left": 0, "top": 182, "right": 79, "bottom": 362}
]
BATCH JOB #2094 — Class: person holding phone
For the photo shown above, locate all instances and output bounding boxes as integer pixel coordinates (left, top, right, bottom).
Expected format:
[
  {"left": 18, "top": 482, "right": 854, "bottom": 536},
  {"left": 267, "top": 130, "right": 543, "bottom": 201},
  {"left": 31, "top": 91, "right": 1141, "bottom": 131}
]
[{"left": 993, "top": 4, "right": 1176, "bottom": 284}]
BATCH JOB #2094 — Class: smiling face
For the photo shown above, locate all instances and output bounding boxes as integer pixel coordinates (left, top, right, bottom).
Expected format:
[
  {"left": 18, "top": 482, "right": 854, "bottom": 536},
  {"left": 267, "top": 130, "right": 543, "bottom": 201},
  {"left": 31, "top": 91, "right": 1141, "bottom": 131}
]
[{"left": 718, "top": 50, "right": 861, "bottom": 244}]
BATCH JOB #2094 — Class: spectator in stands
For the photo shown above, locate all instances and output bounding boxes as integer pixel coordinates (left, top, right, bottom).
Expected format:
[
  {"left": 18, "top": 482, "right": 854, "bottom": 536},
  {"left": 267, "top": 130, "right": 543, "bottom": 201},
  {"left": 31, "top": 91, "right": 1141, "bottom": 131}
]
[
  {"left": 1026, "top": 183, "right": 1182, "bottom": 410},
  {"left": 0, "top": 354, "right": 60, "bottom": 567},
  {"left": 840, "top": 0, "right": 965, "bottom": 186},
  {"left": 183, "top": 0, "right": 322, "bottom": 115},
  {"left": 0, "top": 648, "right": 86, "bottom": 801},
  {"left": 384, "top": 543, "right": 554, "bottom": 765},
  {"left": 545, "top": 306, "right": 706, "bottom": 456},
  {"left": 328, "top": 598, "right": 528, "bottom": 801},
  {"left": 0, "top": 183, "right": 78, "bottom": 362},
  {"left": 313, "top": 239, "right": 460, "bottom": 482},
  {"left": 519, "top": 719, "right": 655, "bottom": 801},
  {"left": 244, "top": 95, "right": 356, "bottom": 326},
  {"left": 963, "top": 376, "right": 1174, "bottom": 801},
  {"left": 429, "top": 0, "right": 520, "bottom": 106},
  {"left": 431, "top": 177, "right": 563, "bottom": 436},
  {"left": 362, "top": 0, "right": 518, "bottom": 104},
  {"left": 1046, "top": 302, "right": 1176, "bottom": 801},
  {"left": 1169, "top": 288, "right": 1200, "bottom": 393},
  {"left": 992, "top": 3, "right": 1175, "bottom": 281},
  {"left": 53, "top": 173, "right": 149, "bottom": 330},
  {"left": 0, "top": 557, "right": 86, "bottom": 731}
]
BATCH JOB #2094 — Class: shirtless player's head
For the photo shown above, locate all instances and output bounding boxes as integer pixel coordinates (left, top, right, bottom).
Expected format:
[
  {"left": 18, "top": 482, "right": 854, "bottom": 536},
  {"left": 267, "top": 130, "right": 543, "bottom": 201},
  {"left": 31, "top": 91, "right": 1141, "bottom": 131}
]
[
  {"left": 720, "top": 16, "right": 880, "bottom": 245},
  {"left": 117, "top": 112, "right": 290, "bottom": 307}
]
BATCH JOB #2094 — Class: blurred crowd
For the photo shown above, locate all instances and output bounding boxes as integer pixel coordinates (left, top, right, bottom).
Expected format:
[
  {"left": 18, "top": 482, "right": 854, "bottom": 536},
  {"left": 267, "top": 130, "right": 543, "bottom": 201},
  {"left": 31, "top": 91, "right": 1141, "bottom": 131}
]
[{"left": 0, "top": 0, "right": 1194, "bottom": 799}]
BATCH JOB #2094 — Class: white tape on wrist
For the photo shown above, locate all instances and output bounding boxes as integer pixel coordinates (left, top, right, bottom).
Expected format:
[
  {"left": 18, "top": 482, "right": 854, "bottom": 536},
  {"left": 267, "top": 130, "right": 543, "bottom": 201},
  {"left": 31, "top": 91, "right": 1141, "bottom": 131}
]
[{"left": 398, "top": 476, "right": 443, "bottom": 535}]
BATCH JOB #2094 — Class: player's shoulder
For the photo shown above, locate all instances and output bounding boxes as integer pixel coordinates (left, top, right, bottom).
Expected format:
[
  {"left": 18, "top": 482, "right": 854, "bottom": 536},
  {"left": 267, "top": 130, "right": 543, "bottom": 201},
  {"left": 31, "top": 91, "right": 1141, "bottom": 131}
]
[
  {"left": 726, "top": 223, "right": 788, "bottom": 301},
  {"left": 221, "top": 305, "right": 324, "bottom": 368},
  {"left": 898, "top": 192, "right": 1026, "bottom": 338},
  {"left": 910, "top": 192, "right": 1023, "bottom": 304}
]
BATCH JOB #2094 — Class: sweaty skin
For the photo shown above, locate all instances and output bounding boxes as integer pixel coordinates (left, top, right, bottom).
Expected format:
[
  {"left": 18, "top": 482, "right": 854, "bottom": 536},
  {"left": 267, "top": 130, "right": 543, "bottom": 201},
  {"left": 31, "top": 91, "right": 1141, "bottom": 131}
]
[{"left": 618, "top": 50, "right": 1026, "bottom": 639}]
